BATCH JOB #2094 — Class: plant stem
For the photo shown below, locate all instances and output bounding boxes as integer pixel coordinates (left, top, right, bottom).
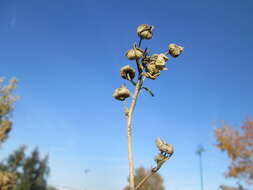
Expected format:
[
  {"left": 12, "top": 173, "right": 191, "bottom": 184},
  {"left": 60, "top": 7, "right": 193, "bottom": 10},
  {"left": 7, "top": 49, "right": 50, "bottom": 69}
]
[
  {"left": 127, "top": 37, "right": 143, "bottom": 190},
  {"left": 135, "top": 171, "right": 153, "bottom": 190},
  {"left": 138, "top": 38, "right": 143, "bottom": 47},
  {"left": 135, "top": 156, "right": 170, "bottom": 190},
  {"left": 127, "top": 79, "right": 143, "bottom": 190}
]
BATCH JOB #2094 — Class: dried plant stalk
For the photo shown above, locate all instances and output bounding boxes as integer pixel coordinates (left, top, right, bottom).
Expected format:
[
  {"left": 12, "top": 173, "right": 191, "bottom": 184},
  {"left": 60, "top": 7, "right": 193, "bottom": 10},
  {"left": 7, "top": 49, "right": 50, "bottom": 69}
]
[
  {"left": 113, "top": 24, "right": 183, "bottom": 190},
  {"left": 126, "top": 79, "right": 143, "bottom": 190}
]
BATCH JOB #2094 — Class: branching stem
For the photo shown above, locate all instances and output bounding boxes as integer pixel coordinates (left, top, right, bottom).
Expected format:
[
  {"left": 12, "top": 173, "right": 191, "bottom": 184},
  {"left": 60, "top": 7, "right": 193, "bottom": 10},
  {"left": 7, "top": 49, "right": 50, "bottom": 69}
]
[
  {"left": 129, "top": 80, "right": 154, "bottom": 97},
  {"left": 126, "top": 37, "right": 143, "bottom": 190}
]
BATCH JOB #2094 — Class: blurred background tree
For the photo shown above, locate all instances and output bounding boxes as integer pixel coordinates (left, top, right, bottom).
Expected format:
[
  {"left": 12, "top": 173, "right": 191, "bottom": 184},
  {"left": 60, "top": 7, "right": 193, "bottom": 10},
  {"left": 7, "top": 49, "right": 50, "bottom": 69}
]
[
  {"left": 46, "top": 186, "right": 58, "bottom": 190},
  {"left": 123, "top": 166, "right": 165, "bottom": 190},
  {"left": 215, "top": 119, "right": 253, "bottom": 189},
  {"left": 0, "top": 146, "right": 50, "bottom": 190},
  {"left": 0, "top": 78, "right": 18, "bottom": 145},
  {"left": 0, "top": 78, "right": 18, "bottom": 190}
]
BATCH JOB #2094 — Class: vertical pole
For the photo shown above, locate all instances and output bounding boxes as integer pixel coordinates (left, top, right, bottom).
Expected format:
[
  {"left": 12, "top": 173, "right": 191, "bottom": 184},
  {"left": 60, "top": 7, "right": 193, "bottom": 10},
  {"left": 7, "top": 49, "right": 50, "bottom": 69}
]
[
  {"left": 196, "top": 145, "right": 205, "bottom": 190},
  {"left": 199, "top": 152, "right": 204, "bottom": 190}
]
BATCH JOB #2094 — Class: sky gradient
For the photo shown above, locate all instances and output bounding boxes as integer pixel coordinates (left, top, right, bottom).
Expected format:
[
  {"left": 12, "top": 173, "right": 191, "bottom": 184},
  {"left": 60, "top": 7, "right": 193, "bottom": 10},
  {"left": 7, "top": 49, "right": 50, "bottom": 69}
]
[{"left": 1, "top": 0, "right": 253, "bottom": 190}]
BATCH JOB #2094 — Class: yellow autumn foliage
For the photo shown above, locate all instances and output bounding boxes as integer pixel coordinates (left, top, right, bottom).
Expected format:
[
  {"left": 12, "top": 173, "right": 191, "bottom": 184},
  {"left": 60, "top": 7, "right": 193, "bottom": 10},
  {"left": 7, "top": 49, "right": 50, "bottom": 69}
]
[{"left": 215, "top": 119, "right": 253, "bottom": 184}]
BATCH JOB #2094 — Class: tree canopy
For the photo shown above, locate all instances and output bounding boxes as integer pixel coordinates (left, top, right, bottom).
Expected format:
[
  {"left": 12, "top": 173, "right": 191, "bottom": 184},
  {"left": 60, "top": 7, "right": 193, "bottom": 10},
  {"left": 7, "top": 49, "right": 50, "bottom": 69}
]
[
  {"left": 0, "top": 78, "right": 18, "bottom": 145},
  {"left": 215, "top": 119, "right": 253, "bottom": 186},
  {"left": 0, "top": 146, "right": 49, "bottom": 190}
]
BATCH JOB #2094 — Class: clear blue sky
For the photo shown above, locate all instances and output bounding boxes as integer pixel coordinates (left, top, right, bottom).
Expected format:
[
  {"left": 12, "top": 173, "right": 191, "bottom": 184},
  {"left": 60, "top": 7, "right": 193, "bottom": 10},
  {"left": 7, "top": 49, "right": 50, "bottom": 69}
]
[{"left": 1, "top": 0, "right": 253, "bottom": 190}]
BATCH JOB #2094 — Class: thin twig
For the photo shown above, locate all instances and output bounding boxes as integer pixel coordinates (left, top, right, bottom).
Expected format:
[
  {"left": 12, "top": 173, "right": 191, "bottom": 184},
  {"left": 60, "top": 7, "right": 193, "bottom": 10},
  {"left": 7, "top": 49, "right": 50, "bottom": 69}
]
[
  {"left": 135, "top": 172, "right": 153, "bottom": 190},
  {"left": 165, "top": 50, "right": 170, "bottom": 55},
  {"left": 124, "top": 101, "right": 129, "bottom": 116},
  {"left": 138, "top": 38, "right": 143, "bottom": 47},
  {"left": 135, "top": 156, "right": 170, "bottom": 190},
  {"left": 136, "top": 38, "right": 144, "bottom": 78},
  {"left": 130, "top": 80, "right": 137, "bottom": 86},
  {"left": 127, "top": 74, "right": 132, "bottom": 81},
  {"left": 142, "top": 87, "right": 154, "bottom": 96},
  {"left": 129, "top": 80, "right": 154, "bottom": 96}
]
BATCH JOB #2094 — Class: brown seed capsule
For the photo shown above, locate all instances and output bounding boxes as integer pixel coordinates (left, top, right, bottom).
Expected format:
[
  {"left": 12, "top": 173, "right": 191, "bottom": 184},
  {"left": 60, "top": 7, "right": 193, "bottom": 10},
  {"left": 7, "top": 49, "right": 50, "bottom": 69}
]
[
  {"left": 143, "top": 53, "right": 169, "bottom": 80},
  {"left": 152, "top": 54, "right": 169, "bottom": 71},
  {"left": 168, "top": 44, "right": 184, "bottom": 57},
  {"left": 120, "top": 65, "right": 136, "bottom": 80},
  {"left": 137, "top": 24, "right": 154, "bottom": 39},
  {"left": 155, "top": 137, "right": 174, "bottom": 155},
  {"left": 125, "top": 44, "right": 144, "bottom": 60},
  {"left": 154, "top": 153, "right": 167, "bottom": 165},
  {"left": 113, "top": 85, "right": 131, "bottom": 101},
  {"left": 144, "top": 62, "right": 161, "bottom": 80}
]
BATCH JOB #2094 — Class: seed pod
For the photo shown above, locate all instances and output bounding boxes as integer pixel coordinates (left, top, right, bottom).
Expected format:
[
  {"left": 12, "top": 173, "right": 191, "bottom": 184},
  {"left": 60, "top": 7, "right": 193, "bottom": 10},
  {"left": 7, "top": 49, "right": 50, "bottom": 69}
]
[
  {"left": 155, "top": 137, "right": 174, "bottom": 155},
  {"left": 113, "top": 85, "right": 131, "bottom": 101},
  {"left": 152, "top": 54, "right": 169, "bottom": 71},
  {"left": 144, "top": 62, "right": 161, "bottom": 80},
  {"left": 154, "top": 153, "right": 167, "bottom": 165},
  {"left": 168, "top": 44, "right": 184, "bottom": 57},
  {"left": 137, "top": 24, "right": 154, "bottom": 39},
  {"left": 125, "top": 44, "right": 144, "bottom": 60},
  {"left": 120, "top": 65, "right": 136, "bottom": 80}
]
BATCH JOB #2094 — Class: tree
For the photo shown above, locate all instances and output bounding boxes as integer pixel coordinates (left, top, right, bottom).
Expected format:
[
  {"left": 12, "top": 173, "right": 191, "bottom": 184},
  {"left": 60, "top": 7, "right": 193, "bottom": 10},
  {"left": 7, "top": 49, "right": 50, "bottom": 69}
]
[
  {"left": 214, "top": 119, "right": 253, "bottom": 187},
  {"left": 113, "top": 24, "right": 184, "bottom": 190},
  {"left": 0, "top": 146, "right": 50, "bottom": 190},
  {"left": 0, "top": 77, "right": 18, "bottom": 145},
  {"left": 123, "top": 166, "right": 165, "bottom": 190},
  {"left": 46, "top": 186, "right": 58, "bottom": 190},
  {"left": 0, "top": 77, "right": 18, "bottom": 190},
  {"left": 219, "top": 184, "right": 245, "bottom": 190}
]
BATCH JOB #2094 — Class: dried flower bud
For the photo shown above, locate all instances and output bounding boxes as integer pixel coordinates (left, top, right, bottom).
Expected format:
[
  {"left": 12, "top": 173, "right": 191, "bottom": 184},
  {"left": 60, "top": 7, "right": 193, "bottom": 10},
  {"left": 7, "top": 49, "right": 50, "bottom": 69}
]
[
  {"left": 168, "top": 44, "right": 184, "bottom": 57},
  {"left": 137, "top": 24, "right": 154, "bottom": 39},
  {"left": 152, "top": 54, "right": 169, "bottom": 71},
  {"left": 0, "top": 120, "right": 12, "bottom": 143},
  {"left": 143, "top": 54, "right": 169, "bottom": 80},
  {"left": 156, "top": 137, "right": 174, "bottom": 155},
  {"left": 120, "top": 65, "right": 136, "bottom": 80},
  {"left": 125, "top": 44, "right": 144, "bottom": 60},
  {"left": 144, "top": 62, "right": 161, "bottom": 80},
  {"left": 154, "top": 153, "right": 168, "bottom": 165},
  {"left": 0, "top": 171, "right": 17, "bottom": 190},
  {"left": 113, "top": 85, "right": 131, "bottom": 101}
]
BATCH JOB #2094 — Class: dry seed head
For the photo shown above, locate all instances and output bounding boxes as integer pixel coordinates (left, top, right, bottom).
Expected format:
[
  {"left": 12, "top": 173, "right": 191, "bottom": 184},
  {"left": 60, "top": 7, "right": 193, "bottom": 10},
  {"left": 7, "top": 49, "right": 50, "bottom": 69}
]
[
  {"left": 125, "top": 44, "right": 144, "bottom": 60},
  {"left": 120, "top": 65, "right": 136, "bottom": 80},
  {"left": 144, "top": 62, "right": 161, "bottom": 80},
  {"left": 154, "top": 153, "right": 167, "bottom": 165},
  {"left": 169, "top": 44, "right": 184, "bottom": 57},
  {"left": 156, "top": 137, "right": 174, "bottom": 155},
  {"left": 113, "top": 85, "right": 131, "bottom": 101},
  {"left": 143, "top": 53, "right": 169, "bottom": 80},
  {"left": 152, "top": 53, "right": 169, "bottom": 71},
  {"left": 137, "top": 24, "right": 154, "bottom": 39}
]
